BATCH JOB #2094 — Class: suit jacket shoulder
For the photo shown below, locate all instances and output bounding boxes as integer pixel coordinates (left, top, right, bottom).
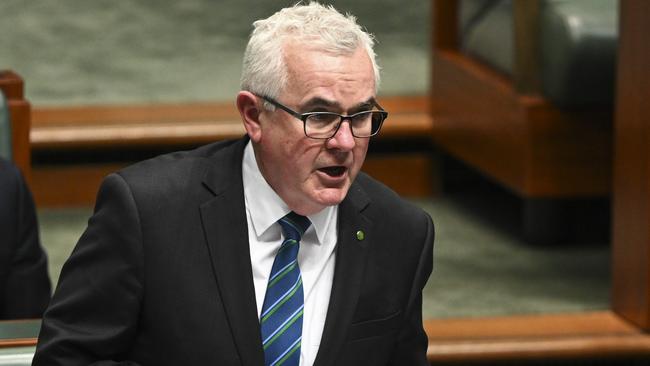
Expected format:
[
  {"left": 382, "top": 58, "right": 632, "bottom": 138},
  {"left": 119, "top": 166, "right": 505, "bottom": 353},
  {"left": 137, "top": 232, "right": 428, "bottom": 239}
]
[
  {"left": 112, "top": 138, "right": 248, "bottom": 217},
  {"left": 118, "top": 138, "right": 245, "bottom": 194}
]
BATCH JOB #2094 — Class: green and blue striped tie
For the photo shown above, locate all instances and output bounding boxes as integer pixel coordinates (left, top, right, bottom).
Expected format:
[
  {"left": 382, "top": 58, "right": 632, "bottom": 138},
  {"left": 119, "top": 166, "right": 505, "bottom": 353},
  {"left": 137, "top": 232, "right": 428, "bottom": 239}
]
[{"left": 260, "top": 212, "right": 311, "bottom": 366}]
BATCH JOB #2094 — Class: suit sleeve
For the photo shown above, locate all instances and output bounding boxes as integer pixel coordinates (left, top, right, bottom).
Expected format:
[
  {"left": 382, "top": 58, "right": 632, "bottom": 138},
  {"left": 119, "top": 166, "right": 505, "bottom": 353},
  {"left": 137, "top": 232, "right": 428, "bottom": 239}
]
[
  {"left": 388, "top": 212, "right": 434, "bottom": 365},
  {"left": 33, "top": 173, "right": 144, "bottom": 366},
  {"left": 0, "top": 162, "right": 51, "bottom": 319}
]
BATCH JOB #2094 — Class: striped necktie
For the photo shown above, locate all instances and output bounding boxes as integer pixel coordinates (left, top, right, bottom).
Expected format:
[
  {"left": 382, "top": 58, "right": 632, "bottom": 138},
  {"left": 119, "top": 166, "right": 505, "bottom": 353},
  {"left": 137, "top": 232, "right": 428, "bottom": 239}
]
[{"left": 260, "top": 212, "right": 311, "bottom": 366}]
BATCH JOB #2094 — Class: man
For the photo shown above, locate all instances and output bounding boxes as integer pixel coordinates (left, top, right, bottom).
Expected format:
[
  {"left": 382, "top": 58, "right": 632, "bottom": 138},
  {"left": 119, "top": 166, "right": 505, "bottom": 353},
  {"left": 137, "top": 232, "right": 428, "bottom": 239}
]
[
  {"left": 33, "top": 3, "right": 434, "bottom": 365},
  {"left": 0, "top": 157, "right": 51, "bottom": 320}
]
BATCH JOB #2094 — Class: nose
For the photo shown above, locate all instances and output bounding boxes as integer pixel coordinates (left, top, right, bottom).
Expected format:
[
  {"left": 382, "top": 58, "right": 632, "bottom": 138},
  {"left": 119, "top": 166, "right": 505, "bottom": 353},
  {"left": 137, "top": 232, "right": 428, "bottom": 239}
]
[{"left": 326, "top": 121, "right": 356, "bottom": 151}]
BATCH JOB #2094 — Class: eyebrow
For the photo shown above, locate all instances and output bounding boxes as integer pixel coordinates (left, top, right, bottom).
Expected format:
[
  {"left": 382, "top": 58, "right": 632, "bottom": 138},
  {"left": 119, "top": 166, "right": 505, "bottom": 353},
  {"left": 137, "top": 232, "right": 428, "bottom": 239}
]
[{"left": 300, "top": 97, "right": 377, "bottom": 113}]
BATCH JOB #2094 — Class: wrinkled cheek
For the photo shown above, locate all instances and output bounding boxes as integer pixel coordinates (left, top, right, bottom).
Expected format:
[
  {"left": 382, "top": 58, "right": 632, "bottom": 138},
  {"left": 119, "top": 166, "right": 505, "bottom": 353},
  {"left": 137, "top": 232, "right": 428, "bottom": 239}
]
[
  {"left": 354, "top": 146, "right": 369, "bottom": 169},
  {"left": 350, "top": 161, "right": 365, "bottom": 182}
]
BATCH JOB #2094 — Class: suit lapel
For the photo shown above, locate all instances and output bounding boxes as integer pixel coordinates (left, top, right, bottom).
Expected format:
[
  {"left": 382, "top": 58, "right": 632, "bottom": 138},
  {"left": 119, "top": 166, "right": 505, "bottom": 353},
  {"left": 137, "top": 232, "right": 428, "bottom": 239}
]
[
  {"left": 199, "top": 138, "right": 265, "bottom": 366},
  {"left": 314, "top": 183, "right": 371, "bottom": 366}
]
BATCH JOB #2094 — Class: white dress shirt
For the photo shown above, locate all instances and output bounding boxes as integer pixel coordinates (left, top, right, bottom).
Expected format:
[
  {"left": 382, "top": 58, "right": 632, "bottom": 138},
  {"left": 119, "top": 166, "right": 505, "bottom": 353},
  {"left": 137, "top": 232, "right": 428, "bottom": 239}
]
[{"left": 242, "top": 141, "right": 338, "bottom": 366}]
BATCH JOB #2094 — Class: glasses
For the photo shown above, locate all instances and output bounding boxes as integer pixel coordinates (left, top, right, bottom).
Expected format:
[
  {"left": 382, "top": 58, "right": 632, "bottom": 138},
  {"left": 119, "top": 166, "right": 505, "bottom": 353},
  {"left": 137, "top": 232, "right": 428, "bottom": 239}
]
[{"left": 258, "top": 95, "right": 388, "bottom": 139}]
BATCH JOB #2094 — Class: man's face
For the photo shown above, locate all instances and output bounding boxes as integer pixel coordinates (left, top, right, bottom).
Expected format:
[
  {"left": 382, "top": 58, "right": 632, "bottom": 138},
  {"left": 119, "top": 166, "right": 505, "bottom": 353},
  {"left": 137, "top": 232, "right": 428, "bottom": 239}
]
[{"left": 254, "top": 42, "right": 375, "bottom": 215}]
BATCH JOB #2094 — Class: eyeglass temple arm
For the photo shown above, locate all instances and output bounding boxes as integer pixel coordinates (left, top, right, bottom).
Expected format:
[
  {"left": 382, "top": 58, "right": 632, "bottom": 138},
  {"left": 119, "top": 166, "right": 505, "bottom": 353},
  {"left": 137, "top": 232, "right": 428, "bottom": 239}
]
[{"left": 260, "top": 96, "right": 304, "bottom": 120}]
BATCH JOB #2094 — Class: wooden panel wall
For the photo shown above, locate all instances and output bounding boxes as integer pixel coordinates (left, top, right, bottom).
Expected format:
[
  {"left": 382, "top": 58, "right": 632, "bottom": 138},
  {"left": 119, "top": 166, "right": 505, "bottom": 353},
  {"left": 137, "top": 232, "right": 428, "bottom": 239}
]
[
  {"left": 612, "top": 0, "right": 650, "bottom": 330},
  {"left": 29, "top": 96, "right": 435, "bottom": 207}
]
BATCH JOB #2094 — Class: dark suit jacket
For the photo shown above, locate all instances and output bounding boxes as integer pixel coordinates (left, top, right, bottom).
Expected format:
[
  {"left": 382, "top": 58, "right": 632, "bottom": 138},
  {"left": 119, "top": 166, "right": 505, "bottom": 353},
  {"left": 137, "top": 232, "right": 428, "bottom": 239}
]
[
  {"left": 0, "top": 157, "right": 51, "bottom": 320},
  {"left": 33, "top": 138, "right": 434, "bottom": 366}
]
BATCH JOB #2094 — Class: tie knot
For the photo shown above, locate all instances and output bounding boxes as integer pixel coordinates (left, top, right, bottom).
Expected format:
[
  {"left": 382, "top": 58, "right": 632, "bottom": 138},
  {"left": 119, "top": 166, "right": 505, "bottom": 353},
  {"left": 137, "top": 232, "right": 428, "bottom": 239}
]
[{"left": 278, "top": 212, "right": 311, "bottom": 242}]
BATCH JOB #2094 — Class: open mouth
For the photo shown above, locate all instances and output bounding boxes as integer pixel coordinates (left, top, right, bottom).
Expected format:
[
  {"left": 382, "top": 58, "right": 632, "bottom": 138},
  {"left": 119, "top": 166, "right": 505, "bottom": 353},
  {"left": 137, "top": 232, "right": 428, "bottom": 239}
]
[{"left": 318, "top": 166, "right": 347, "bottom": 178}]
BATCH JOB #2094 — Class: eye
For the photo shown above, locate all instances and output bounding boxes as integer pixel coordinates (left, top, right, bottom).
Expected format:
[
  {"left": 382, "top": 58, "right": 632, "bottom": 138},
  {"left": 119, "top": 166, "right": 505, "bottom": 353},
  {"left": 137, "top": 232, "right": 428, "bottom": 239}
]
[
  {"left": 306, "top": 113, "right": 339, "bottom": 124},
  {"left": 351, "top": 111, "right": 373, "bottom": 122}
]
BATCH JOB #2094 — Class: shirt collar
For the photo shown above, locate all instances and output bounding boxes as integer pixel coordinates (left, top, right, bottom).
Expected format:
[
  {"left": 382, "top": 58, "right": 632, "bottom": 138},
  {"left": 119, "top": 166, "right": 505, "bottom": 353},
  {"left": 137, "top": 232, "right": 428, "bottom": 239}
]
[{"left": 242, "top": 141, "right": 335, "bottom": 244}]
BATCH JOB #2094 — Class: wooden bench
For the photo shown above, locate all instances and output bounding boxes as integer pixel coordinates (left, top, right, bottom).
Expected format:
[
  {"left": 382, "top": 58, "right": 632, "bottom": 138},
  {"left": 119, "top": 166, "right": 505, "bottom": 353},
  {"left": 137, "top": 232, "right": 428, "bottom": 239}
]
[
  {"left": 29, "top": 96, "right": 436, "bottom": 207},
  {"left": 4, "top": 311, "right": 650, "bottom": 365},
  {"left": 431, "top": 0, "right": 613, "bottom": 243},
  {"left": 425, "top": 311, "right": 650, "bottom": 363}
]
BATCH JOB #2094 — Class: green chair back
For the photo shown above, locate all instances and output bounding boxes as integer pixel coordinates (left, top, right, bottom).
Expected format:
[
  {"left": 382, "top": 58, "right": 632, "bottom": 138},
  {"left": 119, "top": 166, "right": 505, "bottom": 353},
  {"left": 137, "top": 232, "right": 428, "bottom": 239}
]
[{"left": 0, "top": 89, "right": 11, "bottom": 160}]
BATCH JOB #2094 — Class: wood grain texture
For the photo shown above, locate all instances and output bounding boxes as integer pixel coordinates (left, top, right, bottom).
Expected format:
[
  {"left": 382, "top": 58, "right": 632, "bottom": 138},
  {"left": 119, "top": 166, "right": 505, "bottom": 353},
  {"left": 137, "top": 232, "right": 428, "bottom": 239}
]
[
  {"left": 363, "top": 153, "right": 437, "bottom": 197},
  {"left": 4, "top": 312, "right": 650, "bottom": 361},
  {"left": 425, "top": 311, "right": 650, "bottom": 362},
  {"left": 612, "top": 0, "right": 650, "bottom": 330},
  {"left": 432, "top": 0, "right": 458, "bottom": 51},
  {"left": 431, "top": 50, "right": 611, "bottom": 198},
  {"left": 513, "top": 0, "right": 542, "bottom": 94},
  {"left": 28, "top": 95, "right": 435, "bottom": 206},
  {"left": 431, "top": 50, "right": 525, "bottom": 192},
  {"left": 0, "top": 70, "right": 25, "bottom": 100},
  {"left": 31, "top": 163, "right": 127, "bottom": 207},
  {"left": 31, "top": 154, "right": 435, "bottom": 207},
  {"left": 30, "top": 96, "right": 432, "bottom": 150}
]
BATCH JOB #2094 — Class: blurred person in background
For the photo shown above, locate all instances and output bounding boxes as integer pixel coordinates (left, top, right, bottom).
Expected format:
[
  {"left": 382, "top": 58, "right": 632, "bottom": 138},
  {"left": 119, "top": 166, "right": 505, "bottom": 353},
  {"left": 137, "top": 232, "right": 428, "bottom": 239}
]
[{"left": 0, "top": 157, "right": 51, "bottom": 320}]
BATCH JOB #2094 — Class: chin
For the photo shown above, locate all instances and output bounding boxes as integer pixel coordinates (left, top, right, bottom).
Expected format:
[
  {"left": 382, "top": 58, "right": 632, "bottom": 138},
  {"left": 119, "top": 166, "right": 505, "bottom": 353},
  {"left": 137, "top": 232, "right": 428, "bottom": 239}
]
[{"left": 312, "top": 187, "right": 350, "bottom": 207}]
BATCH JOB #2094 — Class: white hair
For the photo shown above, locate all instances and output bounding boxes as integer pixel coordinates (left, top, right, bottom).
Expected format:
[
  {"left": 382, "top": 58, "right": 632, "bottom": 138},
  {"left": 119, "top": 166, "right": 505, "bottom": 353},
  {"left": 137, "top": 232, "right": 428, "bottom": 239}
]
[{"left": 240, "top": 2, "right": 381, "bottom": 100}]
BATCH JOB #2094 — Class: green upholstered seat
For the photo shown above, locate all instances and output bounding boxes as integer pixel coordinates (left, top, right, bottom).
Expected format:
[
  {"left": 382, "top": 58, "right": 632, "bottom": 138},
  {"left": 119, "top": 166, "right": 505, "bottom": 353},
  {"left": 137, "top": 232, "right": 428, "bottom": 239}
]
[
  {"left": 460, "top": 0, "right": 618, "bottom": 106},
  {"left": 0, "top": 89, "right": 11, "bottom": 160},
  {"left": 540, "top": 0, "right": 618, "bottom": 105},
  {"left": 460, "top": 0, "right": 514, "bottom": 76}
]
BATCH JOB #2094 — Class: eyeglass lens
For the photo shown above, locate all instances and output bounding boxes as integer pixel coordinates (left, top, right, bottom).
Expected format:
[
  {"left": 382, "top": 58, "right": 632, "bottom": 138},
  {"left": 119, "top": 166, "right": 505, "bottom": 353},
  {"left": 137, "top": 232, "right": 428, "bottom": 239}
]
[{"left": 305, "top": 111, "right": 384, "bottom": 138}]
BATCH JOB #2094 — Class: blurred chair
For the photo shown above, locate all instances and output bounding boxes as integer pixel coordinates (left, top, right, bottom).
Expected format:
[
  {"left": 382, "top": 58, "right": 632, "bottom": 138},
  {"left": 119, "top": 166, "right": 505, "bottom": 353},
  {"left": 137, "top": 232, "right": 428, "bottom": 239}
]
[{"left": 431, "top": 0, "right": 616, "bottom": 243}]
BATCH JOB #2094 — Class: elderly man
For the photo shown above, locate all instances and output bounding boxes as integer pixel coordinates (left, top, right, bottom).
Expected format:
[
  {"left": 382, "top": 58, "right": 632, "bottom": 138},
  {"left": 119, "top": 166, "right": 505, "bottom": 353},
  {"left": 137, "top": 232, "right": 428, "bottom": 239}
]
[{"left": 33, "top": 3, "right": 434, "bottom": 365}]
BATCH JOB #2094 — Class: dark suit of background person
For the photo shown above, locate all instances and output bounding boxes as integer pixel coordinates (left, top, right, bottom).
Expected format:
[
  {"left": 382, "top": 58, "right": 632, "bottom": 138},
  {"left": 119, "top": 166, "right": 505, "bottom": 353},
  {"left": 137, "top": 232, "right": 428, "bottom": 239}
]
[{"left": 0, "top": 157, "right": 51, "bottom": 320}]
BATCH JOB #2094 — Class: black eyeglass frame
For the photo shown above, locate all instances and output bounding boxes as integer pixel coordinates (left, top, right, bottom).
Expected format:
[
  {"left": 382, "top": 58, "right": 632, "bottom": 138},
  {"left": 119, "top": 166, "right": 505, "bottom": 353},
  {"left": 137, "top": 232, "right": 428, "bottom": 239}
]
[{"left": 257, "top": 95, "right": 388, "bottom": 139}]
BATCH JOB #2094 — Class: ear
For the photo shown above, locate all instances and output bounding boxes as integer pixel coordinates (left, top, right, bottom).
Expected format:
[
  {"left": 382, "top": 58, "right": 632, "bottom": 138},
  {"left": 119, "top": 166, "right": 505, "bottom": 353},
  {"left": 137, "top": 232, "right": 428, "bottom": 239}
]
[{"left": 237, "top": 91, "right": 263, "bottom": 143}]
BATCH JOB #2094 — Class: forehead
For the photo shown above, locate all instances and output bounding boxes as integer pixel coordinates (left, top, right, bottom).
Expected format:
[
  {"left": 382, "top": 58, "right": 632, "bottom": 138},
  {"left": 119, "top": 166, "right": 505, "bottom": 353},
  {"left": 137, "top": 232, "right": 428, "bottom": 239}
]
[{"left": 280, "top": 41, "right": 376, "bottom": 108}]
